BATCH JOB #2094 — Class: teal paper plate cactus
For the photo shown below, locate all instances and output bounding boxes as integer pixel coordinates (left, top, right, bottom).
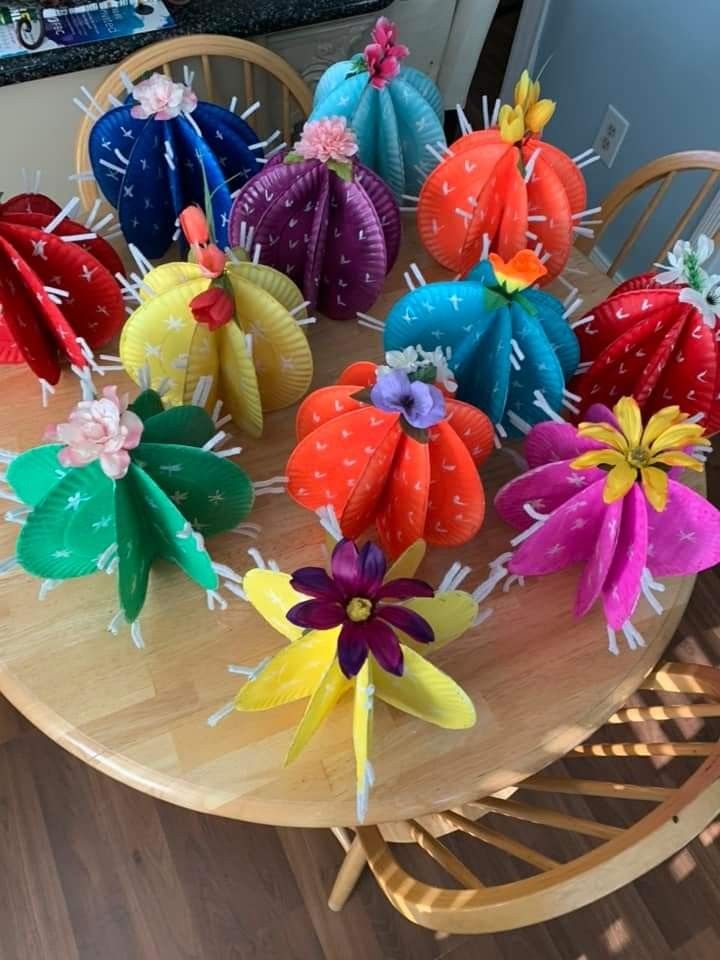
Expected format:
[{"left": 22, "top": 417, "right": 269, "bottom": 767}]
[
  {"left": 310, "top": 16, "right": 446, "bottom": 202},
  {"left": 383, "top": 251, "right": 581, "bottom": 437}
]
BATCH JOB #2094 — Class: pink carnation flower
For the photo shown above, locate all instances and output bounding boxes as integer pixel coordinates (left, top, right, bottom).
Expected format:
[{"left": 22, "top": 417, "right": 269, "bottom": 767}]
[
  {"left": 46, "top": 386, "right": 144, "bottom": 480},
  {"left": 130, "top": 73, "right": 198, "bottom": 121},
  {"left": 293, "top": 117, "right": 359, "bottom": 164}
]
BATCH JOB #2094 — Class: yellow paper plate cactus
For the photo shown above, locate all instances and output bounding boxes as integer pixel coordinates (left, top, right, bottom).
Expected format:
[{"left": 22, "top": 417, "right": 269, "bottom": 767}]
[
  {"left": 211, "top": 534, "right": 479, "bottom": 821},
  {"left": 119, "top": 207, "right": 314, "bottom": 438}
]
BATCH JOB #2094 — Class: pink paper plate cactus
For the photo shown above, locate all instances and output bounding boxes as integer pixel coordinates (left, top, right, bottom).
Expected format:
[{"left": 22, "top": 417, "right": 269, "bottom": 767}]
[{"left": 493, "top": 398, "right": 720, "bottom": 653}]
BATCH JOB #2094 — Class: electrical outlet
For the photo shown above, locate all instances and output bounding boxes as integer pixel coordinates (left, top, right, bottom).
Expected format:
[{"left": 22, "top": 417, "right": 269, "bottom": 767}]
[{"left": 593, "top": 105, "right": 629, "bottom": 168}]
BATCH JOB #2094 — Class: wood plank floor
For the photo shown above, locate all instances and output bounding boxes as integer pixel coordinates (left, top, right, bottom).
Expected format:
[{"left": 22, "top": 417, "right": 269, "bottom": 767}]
[{"left": 0, "top": 446, "right": 717, "bottom": 960}]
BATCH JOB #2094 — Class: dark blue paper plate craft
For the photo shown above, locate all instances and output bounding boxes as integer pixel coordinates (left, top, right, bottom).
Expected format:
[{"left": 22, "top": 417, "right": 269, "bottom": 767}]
[
  {"left": 379, "top": 250, "right": 582, "bottom": 439},
  {"left": 85, "top": 71, "right": 271, "bottom": 259}
]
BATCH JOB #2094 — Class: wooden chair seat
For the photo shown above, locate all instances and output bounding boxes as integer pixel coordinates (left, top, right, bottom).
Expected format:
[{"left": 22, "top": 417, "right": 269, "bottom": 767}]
[{"left": 328, "top": 662, "right": 720, "bottom": 934}]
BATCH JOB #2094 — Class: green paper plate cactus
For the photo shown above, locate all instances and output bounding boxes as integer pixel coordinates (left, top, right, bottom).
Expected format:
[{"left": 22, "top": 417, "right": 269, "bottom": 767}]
[{"left": 2, "top": 386, "right": 257, "bottom": 646}]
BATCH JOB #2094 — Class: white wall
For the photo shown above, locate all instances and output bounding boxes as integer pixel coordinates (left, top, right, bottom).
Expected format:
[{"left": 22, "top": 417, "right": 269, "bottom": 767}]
[{"left": 534, "top": 0, "right": 720, "bottom": 275}]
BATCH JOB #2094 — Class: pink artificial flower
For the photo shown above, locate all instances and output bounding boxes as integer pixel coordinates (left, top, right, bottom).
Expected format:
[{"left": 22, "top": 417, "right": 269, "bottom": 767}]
[
  {"left": 364, "top": 43, "right": 404, "bottom": 89},
  {"left": 370, "top": 16, "right": 409, "bottom": 60},
  {"left": 293, "top": 117, "right": 359, "bottom": 164},
  {"left": 46, "top": 386, "right": 143, "bottom": 480},
  {"left": 494, "top": 405, "right": 720, "bottom": 652},
  {"left": 130, "top": 73, "right": 198, "bottom": 121}
]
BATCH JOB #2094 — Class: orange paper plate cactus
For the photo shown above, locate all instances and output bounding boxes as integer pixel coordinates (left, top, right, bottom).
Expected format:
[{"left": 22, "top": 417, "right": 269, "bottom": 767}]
[
  {"left": 417, "top": 70, "right": 598, "bottom": 282},
  {"left": 286, "top": 355, "right": 494, "bottom": 557}
]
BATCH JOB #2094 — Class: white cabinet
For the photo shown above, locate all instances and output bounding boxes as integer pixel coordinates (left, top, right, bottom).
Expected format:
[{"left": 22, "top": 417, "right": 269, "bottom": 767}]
[{"left": 263, "top": 0, "right": 499, "bottom": 106}]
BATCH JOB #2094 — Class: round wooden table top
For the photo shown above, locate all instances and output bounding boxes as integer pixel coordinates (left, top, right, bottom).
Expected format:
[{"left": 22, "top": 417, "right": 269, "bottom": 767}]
[{"left": 0, "top": 235, "right": 698, "bottom": 828}]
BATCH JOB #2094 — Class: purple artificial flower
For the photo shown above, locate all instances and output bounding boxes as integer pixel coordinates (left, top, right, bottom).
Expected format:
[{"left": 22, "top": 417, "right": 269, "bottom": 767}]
[
  {"left": 287, "top": 538, "right": 435, "bottom": 677},
  {"left": 370, "top": 369, "right": 445, "bottom": 429}
]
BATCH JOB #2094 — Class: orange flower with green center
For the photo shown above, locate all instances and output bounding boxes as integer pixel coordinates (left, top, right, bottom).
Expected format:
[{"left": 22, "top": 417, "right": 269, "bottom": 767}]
[
  {"left": 570, "top": 397, "right": 711, "bottom": 511},
  {"left": 488, "top": 249, "right": 548, "bottom": 293}
]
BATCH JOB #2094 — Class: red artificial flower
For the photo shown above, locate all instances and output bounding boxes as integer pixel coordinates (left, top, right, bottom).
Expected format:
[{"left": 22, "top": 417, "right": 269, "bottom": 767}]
[{"left": 189, "top": 285, "right": 235, "bottom": 330}]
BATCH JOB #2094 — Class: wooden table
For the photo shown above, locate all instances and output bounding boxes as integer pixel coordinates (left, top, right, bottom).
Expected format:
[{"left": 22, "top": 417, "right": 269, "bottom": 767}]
[{"left": 0, "top": 227, "right": 697, "bottom": 829}]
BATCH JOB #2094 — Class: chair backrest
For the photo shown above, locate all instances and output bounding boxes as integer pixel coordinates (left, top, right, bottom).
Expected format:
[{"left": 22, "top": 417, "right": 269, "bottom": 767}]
[
  {"left": 356, "top": 661, "right": 720, "bottom": 935},
  {"left": 576, "top": 150, "right": 720, "bottom": 276},
  {"left": 74, "top": 34, "right": 313, "bottom": 209}
]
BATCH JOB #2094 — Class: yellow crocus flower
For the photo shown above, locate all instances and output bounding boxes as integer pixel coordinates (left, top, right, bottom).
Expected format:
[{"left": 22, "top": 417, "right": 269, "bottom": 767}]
[
  {"left": 499, "top": 103, "right": 525, "bottom": 143},
  {"left": 525, "top": 98, "right": 556, "bottom": 133},
  {"left": 570, "top": 397, "right": 710, "bottom": 512}
]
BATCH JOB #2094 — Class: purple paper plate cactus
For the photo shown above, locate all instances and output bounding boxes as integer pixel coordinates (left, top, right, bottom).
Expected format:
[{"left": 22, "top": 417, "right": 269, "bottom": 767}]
[{"left": 228, "top": 117, "right": 401, "bottom": 321}]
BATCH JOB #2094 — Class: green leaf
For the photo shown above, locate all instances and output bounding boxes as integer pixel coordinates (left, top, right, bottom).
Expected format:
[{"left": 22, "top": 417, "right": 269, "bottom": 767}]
[
  {"left": 326, "top": 159, "right": 353, "bottom": 182},
  {"left": 283, "top": 151, "right": 305, "bottom": 165},
  {"left": 17, "top": 463, "right": 115, "bottom": 580},
  {"left": 345, "top": 53, "right": 368, "bottom": 79},
  {"left": 133, "top": 442, "right": 254, "bottom": 535},
  {"left": 400, "top": 419, "right": 429, "bottom": 443},
  {"left": 483, "top": 287, "right": 511, "bottom": 312},
  {"left": 139, "top": 405, "right": 216, "bottom": 447},
  {"left": 7, "top": 444, "right": 68, "bottom": 506},
  {"left": 129, "top": 389, "right": 165, "bottom": 422}
]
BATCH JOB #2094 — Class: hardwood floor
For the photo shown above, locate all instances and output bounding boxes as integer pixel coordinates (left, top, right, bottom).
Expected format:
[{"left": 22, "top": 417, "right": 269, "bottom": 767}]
[{"left": 0, "top": 442, "right": 718, "bottom": 960}]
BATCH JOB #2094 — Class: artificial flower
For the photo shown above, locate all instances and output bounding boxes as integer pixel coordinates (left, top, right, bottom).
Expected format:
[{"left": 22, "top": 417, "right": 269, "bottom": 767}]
[
  {"left": 45, "top": 385, "right": 143, "bottom": 480},
  {"left": 498, "top": 103, "right": 525, "bottom": 143},
  {"left": 654, "top": 235, "right": 714, "bottom": 286},
  {"left": 130, "top": 74, "right": 197, "bottom": 121},
  {"left": 570, "top": 397, "right": 710, "bottom": 511},
  {"left": 525, "top": 97, "right": 556, "bottom": 133},
  {"left": 489, "top": 249, "right": 548, "bottom": 293},
  {"left": 370, "top": 369, "right": 446, "bottom": 429},
  {"left": 288, "top": 538, "right": 434, "bottom": 676},
  {"left": 292, "top": 116, "right": 359, "bottom": 164},
  {"left": 179, "top": 205, "right": 226, "bottom": 277},
  {"left": 189, "top": 286, "right": 235, "bottom": 331},
  {"left": 370, "top": 16, "right": 409, "bottom": 59},
  {"left": 364, "top": 43, "right": 404, "bottom": 89}
]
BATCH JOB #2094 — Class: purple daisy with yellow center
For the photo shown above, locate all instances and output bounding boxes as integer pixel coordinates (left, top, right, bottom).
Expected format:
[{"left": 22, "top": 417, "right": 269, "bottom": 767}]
[{"left": 287, "top": 538, "right": 435, "bottom": 677}]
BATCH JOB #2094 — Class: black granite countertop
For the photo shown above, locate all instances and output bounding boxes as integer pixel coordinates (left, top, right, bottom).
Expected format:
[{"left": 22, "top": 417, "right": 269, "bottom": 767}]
[{"left": 0, "top": 0, "right": 392, "bottom": 88}]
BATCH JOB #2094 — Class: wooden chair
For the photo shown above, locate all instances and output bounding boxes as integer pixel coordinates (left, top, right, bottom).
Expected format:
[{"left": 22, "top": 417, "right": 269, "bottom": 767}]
[
  {"left": 576, "top": 150, "right": 720, "bottom": 277},
  {"left": 74, "top": 34, "right": 313, "bottom": 210},
  {"left": 329, "top": 662, "right": 720, "bottom": 935}
]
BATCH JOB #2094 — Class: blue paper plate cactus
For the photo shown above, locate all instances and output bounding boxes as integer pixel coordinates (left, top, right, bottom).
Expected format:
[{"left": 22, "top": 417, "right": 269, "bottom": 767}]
[
  {"left": 310, "top": 16, "right": 446, "bottom": 202},
  {"left": 384, "top": 253, "right": 580, "bottom": 436},
  {"left": 88, "top": 73, "right": 263, "bottom": 259}
]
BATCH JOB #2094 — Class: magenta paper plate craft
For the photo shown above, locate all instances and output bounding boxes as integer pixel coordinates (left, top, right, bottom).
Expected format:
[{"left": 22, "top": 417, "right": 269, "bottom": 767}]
[{"left": 492, "top": 397, "right": 720, "bottom": 653}]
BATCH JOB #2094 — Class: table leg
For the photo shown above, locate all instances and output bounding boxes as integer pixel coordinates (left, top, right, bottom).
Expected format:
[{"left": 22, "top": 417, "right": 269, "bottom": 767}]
[{"left": 328, "top": 835, "right": 367, "bottom": 912}]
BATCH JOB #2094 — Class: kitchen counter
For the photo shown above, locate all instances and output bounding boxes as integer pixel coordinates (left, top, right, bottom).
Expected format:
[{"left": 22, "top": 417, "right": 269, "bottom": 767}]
[{"left": 0, "top": 0, "right": 392, "bottom": 88}]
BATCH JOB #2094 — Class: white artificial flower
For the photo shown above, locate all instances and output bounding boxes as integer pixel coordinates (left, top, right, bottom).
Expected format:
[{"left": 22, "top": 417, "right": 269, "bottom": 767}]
[
  {"left": 376, "top": 346, "right": 419, "bottom": 378},
  {"left": 679, "top": 274, "right": 720, "bottom": 329},
  {"left": 419, "top": 345, "right": 458, "bottom": 393},
  {"left": 654, "top": 234, "right": 714, "bottom": 286}
]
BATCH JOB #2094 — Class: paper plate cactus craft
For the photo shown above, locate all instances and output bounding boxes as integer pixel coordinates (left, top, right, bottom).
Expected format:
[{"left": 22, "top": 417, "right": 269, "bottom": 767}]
[
  {"left": 86, "top": 71, "right": 266, "bottom": 259},
  {"left": 286, "top": 353, "right": 494, "bottom": 557},
  {"left": 118, "top": 205, "right": 314, "bottom": 438},
  {"left": 382, "top": 250, "right": 581, "bottom": 437},
  {"left": 228, "top": 117, "right": 401, "bottom": 321},
  {"left": 0, "top": 190, "right": 125, "bottom": 398},
  {"left": 416, "top": 69, "right": 600, "bottom": 281},
  {"left": 309, "top": 16, "right": 446, "bottom": 202},
  {"left": 573, "top": 235, "right": 720, "bottom": 434},
  {"left": 210, "top": 536, "right": 478, "bottom": 820},
  {"left": 493, "top": 396, "right": 720, "bottom": 653},
  {"left": 1, "top": 386, "right": 257, "bottom": 645}
]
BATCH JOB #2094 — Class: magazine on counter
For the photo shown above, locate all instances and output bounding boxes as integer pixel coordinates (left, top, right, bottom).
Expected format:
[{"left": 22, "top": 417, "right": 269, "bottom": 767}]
[{"left": 0, "top": 1, "right": 175, "bottom": 60}]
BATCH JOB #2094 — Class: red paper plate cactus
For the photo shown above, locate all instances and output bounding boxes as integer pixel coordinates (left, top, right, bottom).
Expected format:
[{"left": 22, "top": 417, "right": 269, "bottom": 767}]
[
  {"left": 286, "top": 353, "right": 494, "bottom": 557},
  {"left": 417, "top": 70, "right": 596, "bottom": 282},
  {"left": 573, "top": 235, "right": 720, "bottom": 434},
  {"left": 0, "top": 192, "right": 125, "bottom": 391}
]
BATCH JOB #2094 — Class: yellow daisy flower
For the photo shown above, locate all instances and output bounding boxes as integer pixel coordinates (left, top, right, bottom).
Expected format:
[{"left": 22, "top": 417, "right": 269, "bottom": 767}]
[{"left": 570, "top": 397, "right": 711, "bottom": 512}]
